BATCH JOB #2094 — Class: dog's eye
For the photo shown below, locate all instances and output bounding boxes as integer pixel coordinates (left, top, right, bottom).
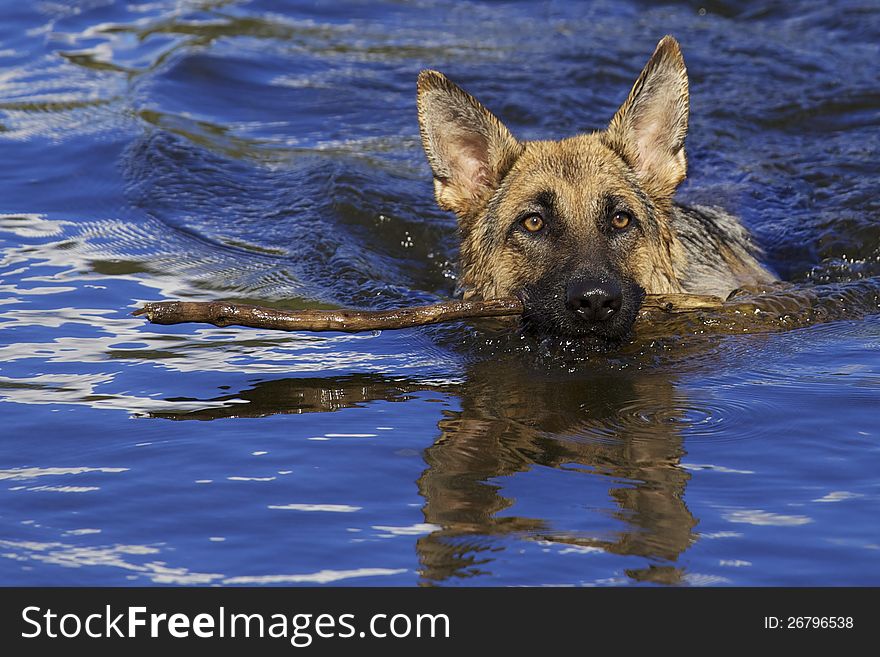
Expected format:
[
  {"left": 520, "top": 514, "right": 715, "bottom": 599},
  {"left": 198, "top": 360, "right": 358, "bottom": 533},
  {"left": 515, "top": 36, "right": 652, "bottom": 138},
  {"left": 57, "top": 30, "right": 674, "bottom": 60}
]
[
  {"left": 611, "top": 211, "right": 632, "bottom": 230},
  {"left": 521, "top": 213, "right": 544, "bottom": 233}
]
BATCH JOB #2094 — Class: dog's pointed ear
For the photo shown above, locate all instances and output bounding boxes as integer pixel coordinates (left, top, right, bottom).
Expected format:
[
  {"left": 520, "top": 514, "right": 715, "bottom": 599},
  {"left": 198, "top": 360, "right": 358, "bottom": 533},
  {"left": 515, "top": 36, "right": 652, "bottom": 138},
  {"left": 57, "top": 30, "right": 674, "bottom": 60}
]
[
  {"left": 606, "top": 36, "right": 689, "bottom": 197},
  {"left": 417, "top": 70, "right": 523, "bottom": 218}
]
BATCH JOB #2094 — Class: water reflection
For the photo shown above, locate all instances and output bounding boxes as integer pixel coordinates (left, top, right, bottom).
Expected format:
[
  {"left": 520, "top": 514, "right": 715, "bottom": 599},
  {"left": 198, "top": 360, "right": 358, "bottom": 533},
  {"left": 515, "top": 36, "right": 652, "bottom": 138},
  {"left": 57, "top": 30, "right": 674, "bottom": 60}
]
[
  {"left": 150, "top": 373, "right": 418, "bottom": 419},
  {"left": 152, "top": 359, "right": 698, "bottom": 585},
  {"left": 417, "top": 360, "right": 696, "bottom": 585}
]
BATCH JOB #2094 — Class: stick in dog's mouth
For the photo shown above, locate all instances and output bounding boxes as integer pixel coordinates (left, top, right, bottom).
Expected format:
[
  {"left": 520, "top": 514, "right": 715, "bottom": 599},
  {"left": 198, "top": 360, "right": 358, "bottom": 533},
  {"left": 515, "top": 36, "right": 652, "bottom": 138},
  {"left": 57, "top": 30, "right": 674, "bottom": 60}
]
[{"left": 132, "top": 294, "right": 725, "bottom": 334}]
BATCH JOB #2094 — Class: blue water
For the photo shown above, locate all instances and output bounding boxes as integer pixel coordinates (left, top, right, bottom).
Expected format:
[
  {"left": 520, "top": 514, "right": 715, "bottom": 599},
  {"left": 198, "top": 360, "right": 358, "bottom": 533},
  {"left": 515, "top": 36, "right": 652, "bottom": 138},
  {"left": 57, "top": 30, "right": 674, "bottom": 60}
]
[{"left": 0, "top": 0, "right": 878, "bottom": 586}]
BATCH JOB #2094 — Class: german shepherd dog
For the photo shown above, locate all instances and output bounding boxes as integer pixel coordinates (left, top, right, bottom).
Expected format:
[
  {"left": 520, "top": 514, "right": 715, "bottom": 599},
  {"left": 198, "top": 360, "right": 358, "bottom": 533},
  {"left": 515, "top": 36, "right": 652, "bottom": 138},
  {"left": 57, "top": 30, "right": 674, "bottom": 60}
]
[{"left": 417, "top": 36, "right": 775, "bottom": 340}]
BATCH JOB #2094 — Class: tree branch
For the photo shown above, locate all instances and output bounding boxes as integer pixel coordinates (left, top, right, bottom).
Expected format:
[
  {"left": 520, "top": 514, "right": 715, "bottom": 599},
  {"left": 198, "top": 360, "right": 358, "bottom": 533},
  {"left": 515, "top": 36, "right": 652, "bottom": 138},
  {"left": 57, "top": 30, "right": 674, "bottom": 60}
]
[
  {"left": 132, "top": 297, "right": 526, "bottom": 332},
  {"left": 131, "top": 280, "right": 879, "bottom": 336},
  {"left": 132, "top": 294, "right": 727, "bottom": 333}
]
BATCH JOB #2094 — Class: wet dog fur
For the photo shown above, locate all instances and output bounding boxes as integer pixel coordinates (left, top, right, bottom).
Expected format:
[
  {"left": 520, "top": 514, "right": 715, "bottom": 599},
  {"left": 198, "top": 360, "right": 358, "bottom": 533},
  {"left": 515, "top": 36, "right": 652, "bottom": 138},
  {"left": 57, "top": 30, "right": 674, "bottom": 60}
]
[{"left": 416, "top": 36, "right": 775, "bottom": 340}]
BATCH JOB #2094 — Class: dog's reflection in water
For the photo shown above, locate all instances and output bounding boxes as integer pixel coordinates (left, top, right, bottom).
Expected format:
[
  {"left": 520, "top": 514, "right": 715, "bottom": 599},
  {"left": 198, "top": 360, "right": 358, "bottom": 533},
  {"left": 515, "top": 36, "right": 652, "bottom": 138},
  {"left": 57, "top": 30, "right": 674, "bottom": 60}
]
[{"left": 153, "top": 361, "right": 696, "bottom": 585}]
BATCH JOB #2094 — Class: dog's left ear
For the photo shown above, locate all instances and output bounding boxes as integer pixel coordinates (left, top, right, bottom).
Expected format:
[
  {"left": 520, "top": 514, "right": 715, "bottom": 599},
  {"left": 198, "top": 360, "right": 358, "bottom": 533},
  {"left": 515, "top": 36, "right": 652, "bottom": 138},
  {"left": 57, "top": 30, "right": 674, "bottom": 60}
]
[
  {"left": 606, "top": 36, "right": 689, "bottom": 197},
  {"left": 417, "top": 70, "right": 523, "bottom": 220}
]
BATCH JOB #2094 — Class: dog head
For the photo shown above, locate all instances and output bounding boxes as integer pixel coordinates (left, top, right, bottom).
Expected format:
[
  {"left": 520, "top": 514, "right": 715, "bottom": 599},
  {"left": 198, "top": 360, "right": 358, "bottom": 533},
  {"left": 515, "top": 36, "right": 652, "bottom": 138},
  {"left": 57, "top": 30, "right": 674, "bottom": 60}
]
[{"left": 417, "top": 36, "right": 689, "bottom": 340}]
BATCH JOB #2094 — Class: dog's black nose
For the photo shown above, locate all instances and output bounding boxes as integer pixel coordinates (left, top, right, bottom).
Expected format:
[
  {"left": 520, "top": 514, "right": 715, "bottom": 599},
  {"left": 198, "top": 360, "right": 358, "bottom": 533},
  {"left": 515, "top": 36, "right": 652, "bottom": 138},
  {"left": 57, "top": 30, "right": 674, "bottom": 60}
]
[{"left": 566, "top": 279, "right": 622, "bottom": 322}]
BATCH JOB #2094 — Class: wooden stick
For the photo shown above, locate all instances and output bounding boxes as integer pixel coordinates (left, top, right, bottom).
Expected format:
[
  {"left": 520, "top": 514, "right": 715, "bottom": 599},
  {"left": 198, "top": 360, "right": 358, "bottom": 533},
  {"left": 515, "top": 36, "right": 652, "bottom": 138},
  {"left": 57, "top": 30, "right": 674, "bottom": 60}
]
[
  {"left": 132, "top": 297, "right": 526, "bottom": 332},
  {"left": 132, "top": 280, "right": 878, "bottom": 337},
  {"left": 132, "top": 294, "right": 731, "bottom": 333}
]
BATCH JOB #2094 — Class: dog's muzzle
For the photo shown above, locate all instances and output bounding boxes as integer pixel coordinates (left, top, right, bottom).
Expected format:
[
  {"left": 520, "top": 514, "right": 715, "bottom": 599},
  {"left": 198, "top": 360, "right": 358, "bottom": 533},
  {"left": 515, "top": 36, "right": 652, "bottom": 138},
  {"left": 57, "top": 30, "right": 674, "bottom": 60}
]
[{"left": 565, "top": 278, "right": 623, "bottom": 323}]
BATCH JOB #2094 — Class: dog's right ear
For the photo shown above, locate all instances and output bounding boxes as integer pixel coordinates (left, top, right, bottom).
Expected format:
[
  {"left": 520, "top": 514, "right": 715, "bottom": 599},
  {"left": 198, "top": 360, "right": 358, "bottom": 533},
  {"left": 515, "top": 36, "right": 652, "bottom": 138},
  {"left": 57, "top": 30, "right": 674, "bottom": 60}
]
[{"left": 417, "top": 70, "right": 523, "bottom": 219}]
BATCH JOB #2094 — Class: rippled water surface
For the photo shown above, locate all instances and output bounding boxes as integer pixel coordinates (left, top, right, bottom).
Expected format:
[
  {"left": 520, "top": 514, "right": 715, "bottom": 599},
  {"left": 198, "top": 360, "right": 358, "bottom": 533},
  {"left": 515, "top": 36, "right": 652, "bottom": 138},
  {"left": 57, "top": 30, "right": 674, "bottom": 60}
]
[{"left": 1, "top": 0, "right": 879, "bottom": 586}]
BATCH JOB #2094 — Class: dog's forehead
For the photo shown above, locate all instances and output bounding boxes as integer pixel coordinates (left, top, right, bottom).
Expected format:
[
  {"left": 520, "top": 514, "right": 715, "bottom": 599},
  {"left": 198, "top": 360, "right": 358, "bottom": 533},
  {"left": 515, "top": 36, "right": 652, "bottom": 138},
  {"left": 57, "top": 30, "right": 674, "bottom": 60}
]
[{"left": 506, "top": 135, "right": 634, "bottom": 213}]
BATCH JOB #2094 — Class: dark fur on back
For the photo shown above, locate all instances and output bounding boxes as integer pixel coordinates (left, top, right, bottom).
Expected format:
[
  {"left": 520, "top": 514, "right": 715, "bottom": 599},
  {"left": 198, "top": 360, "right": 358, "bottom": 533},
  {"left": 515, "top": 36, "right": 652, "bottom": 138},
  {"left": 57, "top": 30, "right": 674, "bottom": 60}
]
[{"left": 672, "top": 204, "right": 773, "bottom": 297}]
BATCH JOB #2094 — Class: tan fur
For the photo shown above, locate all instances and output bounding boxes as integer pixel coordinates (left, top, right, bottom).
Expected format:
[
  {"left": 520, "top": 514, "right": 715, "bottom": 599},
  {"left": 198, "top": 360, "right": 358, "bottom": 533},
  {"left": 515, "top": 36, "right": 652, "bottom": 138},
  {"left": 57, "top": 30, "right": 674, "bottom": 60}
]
[
  {"left": 606, "top": 36, "right": 689, "bottom": 198},
  {"left": 417, "top": 70, "right": 523, "bottom": 220},
  {"left": 416, "top": 36, "right": 775, "bottom": 333},
  {"left": 457, "top": 135, "right": 686, "bottom": 299}
]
